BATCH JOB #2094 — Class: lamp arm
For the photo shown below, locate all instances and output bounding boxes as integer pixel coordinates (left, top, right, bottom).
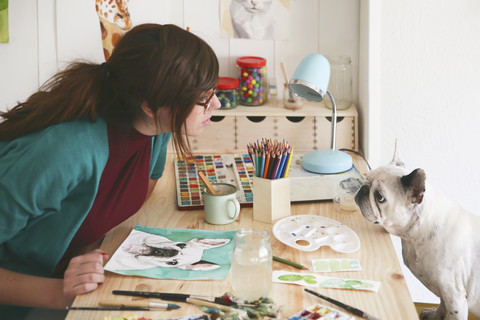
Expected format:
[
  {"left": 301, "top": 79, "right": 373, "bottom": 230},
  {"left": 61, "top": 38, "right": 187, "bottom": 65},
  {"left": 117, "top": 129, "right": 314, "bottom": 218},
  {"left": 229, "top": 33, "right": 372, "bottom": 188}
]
[{"left": 326, "top": 90, "right": 337, "bottom": 150}]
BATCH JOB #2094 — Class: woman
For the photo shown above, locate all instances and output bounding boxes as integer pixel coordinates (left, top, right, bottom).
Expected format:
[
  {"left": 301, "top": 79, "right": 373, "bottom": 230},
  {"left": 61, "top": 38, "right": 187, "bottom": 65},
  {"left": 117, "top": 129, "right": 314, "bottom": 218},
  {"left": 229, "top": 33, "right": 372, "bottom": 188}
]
[{"left": 0, "top": 23, "right": 220, "bottom": 318}]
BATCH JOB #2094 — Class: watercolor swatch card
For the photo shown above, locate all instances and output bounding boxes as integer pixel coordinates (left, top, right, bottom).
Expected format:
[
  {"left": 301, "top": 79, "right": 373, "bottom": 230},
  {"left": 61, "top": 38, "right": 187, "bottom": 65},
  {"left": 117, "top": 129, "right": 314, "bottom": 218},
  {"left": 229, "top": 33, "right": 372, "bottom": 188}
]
[
  {"left": 312, "top": 259, "right": 361, "bottom": 273},
  {"left": 273, "top": 270, "right": 381, "bottom": 292},
  {"left": 105, "top": 225, "right": 236, "bottom": 280}
]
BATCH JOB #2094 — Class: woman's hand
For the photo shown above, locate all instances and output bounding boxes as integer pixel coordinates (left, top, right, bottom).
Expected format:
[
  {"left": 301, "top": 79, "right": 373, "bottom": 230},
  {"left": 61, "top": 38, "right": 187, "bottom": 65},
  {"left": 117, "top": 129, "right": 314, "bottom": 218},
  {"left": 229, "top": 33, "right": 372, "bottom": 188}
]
[{"left": 62, "top": 249, "right": 109, "bottom": 306}]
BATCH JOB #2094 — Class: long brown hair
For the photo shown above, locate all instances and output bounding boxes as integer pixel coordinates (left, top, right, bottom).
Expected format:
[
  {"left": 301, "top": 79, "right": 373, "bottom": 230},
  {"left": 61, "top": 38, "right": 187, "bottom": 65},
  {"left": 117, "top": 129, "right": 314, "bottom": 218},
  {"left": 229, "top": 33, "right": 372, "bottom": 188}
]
[{"left": 0, "top": 24, "right": 219, "bottom": 158}]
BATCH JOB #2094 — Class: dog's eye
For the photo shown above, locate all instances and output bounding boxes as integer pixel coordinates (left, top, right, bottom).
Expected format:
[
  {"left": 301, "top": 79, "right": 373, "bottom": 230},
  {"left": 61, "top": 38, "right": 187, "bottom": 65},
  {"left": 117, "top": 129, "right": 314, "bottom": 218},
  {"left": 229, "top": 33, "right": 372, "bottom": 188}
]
[{"left": 374, "top": 190, "right": 385, "bottom": 203}]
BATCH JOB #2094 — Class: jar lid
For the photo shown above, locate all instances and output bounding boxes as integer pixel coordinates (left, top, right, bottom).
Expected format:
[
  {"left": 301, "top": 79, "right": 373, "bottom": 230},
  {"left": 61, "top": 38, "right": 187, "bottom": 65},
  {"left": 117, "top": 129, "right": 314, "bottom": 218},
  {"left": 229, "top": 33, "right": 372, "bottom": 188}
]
[
  {"left": 217, "top": 77, "right": 240, "bottom": 90},
  {"left": 236, "top": 56, "right": 267, "bottom": 68}
]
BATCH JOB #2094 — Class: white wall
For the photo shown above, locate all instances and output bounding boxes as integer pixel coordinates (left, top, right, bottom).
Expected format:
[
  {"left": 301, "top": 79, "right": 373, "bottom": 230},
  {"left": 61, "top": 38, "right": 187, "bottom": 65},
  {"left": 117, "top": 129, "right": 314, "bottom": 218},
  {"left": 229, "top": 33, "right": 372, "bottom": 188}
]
[
  {"left": 0, "top": 0, "right": 360, "bottom": 111},
  {"left": 363, "top": 0, "right": 480, "bottom": 304}
]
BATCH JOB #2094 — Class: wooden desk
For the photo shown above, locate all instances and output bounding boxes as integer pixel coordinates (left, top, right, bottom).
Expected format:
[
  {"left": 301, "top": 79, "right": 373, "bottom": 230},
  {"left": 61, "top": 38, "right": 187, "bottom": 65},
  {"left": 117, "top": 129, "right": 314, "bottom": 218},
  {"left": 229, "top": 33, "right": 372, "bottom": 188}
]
[{"left": 66, "top": 154, "right": 417, "bottom": 320}]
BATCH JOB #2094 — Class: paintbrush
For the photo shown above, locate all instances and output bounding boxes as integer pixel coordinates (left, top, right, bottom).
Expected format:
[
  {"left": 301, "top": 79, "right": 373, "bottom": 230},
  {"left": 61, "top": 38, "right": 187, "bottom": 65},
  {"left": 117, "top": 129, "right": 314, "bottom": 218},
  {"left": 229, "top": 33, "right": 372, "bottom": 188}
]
[
  {"left": 112, "top": 290, "right": 234, "bottom": 306},
  {"left": 67, "top": 306, "right": 150, "bottom": 311},
  {"left": 99, "top": 300, "right": 180, "bottom": 310},
  {"left": 305, "top": 288, "right": 381, "bottom": 320},
  {"left": 273, "top": 255, "right": 310, "bottom": 270},
  {"left": 186, "top": 298, "right": 249, "bottom": 318},
  {"left": 198, "top": 170, "right": 217, "bottom": 195}
]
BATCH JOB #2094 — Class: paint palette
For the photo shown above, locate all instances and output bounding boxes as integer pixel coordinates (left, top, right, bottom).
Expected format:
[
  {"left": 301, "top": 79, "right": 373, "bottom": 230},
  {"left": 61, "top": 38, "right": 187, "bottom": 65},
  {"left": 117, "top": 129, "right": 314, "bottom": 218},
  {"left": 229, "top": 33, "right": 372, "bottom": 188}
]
[
  {"left": 174, "top": 154, "right": 255, "bottom": 210},
  {"left": 272, "top": 215, "right": 361, "bottom": 253}
]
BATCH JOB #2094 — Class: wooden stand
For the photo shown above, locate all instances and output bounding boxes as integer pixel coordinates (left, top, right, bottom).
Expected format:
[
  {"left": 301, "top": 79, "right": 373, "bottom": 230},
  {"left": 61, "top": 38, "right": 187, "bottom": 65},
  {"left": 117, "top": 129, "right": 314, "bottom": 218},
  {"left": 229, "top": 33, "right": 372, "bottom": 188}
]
[{"left": 170, "top": 102, "right": 358, "bottom": 153}]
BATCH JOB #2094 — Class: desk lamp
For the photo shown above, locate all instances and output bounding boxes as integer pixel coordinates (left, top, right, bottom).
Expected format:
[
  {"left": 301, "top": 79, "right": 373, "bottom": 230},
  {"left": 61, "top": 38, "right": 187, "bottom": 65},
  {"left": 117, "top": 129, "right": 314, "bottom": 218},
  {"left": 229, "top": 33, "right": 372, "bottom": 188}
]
[{"left": 289, "top": 53, "right": 353, "bottom": 174}]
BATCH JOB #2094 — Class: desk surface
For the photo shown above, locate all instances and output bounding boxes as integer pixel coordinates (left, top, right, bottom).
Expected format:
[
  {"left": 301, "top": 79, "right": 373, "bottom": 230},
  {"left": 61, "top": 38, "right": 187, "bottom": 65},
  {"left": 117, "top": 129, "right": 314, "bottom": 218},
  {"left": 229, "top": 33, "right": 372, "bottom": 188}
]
[{"left": 66, "top": 154, "right": 417, "bottom": 320}]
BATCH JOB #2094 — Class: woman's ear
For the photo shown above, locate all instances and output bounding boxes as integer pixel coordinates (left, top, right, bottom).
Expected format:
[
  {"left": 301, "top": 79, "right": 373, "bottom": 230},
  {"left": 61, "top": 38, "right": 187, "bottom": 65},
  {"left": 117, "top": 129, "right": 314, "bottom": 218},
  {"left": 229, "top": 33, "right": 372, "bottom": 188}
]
[{"left": 141, "top": 102, "right": 156, "bottom": 119}]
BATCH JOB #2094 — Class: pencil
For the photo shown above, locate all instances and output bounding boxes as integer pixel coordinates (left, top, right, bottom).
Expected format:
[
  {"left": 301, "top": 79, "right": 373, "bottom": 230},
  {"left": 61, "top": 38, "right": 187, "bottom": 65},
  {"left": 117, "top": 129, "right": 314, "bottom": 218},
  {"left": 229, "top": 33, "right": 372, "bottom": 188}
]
[
  {"left": 304, "top": 288, "right": 381, "bottom": 320},
  {"left": 273, "top": 255, "right": 309, "bottom": 270},
  {"left": 270, "top": 153, "right": 282, "bottom": 179},
  {"left": 276, "top": 150, "right": 288, "bottom": 179},
  {"left": 263, "top": 152, "right": 271, "bottom": 178},
  {"left": 260, "top": 151, "right": 266, "bottom": 177},
  {"left": 283, "top": 146, "right": 294, "bottom": 177}
]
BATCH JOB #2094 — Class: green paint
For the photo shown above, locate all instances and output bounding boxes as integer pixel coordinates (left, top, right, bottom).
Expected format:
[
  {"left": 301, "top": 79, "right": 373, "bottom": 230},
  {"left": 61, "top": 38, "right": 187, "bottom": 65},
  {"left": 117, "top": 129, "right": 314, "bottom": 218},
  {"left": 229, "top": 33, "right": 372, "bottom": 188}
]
[{"left": 0, "top": 0, "right": 8, "bottom": 43}]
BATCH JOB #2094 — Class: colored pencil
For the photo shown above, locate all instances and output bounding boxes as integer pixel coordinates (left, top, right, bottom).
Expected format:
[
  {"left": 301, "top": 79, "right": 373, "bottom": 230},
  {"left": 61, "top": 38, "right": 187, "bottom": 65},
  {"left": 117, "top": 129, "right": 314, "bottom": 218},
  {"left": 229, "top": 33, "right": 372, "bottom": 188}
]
[
  {"left": 266, "top": 153, "right": 276, "bottom": 178},
  {"left": 305, "top": 289, "right": 381, "bottom": 320},
  {"left": 270, "top": 153, "right": 282, "bottom": 179},
  {"left": 276, "top": 151, "right": 288, "bottom": 179},
  {"left": 263, "top": 152, "right": 271, "bottom": 178},
  {"left": 273, "top": 255, "right": 309, "bottom": 270},
  {"left": 257, "top": 151, "right": 265, "bottom": 177},
  {"left": 248, "top": 138, "right": 293, "bottom": 180},
  {"left": 284, "top": 146, "right": 294, "bottom": 177}
]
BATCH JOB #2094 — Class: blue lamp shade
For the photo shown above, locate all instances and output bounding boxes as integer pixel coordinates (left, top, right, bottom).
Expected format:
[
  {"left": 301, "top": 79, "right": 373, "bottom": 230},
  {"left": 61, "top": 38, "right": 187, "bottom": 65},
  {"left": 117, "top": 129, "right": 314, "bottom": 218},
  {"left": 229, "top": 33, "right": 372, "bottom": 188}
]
[
  {"left": 289, "top": 53, "right": 353, "bottom": 174},
  {"left": 289, "top": 54, "right": 330, "bottom": 102}
]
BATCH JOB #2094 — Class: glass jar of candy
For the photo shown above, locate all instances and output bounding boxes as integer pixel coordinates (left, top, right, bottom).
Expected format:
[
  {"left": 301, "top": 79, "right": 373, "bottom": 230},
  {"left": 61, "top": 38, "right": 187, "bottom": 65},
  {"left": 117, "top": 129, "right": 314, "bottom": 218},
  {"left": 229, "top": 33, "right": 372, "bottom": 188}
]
[
  {"left": 236, "top": 56, "right": 267, "bottom": 106},
  {"left": 216, "top": 77, "right": 240, "bottom": 109}
]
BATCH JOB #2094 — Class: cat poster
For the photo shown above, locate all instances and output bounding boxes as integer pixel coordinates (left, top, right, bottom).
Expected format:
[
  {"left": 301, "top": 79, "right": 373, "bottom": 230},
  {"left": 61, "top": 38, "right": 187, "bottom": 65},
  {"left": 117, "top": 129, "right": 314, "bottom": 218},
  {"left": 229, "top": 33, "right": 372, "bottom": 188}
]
[{"left": 220, "top": 0, "right": 291, "bottom": 40}]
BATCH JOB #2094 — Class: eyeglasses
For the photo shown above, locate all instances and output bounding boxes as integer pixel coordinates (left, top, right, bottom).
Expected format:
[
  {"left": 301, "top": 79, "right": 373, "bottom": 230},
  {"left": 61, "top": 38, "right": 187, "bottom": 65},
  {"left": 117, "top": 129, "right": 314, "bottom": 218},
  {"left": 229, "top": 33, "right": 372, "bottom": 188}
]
[{"left": 197, "top": 89, "right": 216, "bottom": 114}]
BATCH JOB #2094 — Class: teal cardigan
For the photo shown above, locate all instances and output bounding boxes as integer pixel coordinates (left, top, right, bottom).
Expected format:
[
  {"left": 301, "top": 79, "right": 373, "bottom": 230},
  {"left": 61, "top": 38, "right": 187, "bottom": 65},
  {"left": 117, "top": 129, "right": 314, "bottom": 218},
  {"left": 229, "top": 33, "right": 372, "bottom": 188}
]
[{"left": 0, "top": 118, "right": 171, "bottom": 278}]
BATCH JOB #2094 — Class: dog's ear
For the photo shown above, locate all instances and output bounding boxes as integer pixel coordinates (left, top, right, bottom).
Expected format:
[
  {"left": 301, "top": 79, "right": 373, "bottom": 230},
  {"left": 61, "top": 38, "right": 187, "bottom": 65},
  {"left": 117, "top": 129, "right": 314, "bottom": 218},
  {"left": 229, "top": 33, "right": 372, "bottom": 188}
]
[
  {"left": 400, "top": 168, "right": 426, "bottom": 204},
  {"left": 389, "top": 139, "right": 405, "bottom": 168}
]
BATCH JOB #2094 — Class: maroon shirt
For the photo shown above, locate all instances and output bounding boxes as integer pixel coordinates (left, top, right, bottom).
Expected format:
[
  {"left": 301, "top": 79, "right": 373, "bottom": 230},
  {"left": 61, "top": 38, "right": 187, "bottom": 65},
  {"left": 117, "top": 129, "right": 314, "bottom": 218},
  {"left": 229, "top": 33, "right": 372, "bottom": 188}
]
[{"left": 69, "top": 124, "right": 152, "bottom": 248}]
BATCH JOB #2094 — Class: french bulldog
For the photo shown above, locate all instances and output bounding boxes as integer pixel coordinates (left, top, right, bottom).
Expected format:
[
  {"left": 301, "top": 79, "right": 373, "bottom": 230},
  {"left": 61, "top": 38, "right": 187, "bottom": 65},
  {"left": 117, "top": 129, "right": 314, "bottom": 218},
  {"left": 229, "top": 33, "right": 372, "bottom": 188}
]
[{"left": 354, "top": 153, "right": 480, "bottom": 320}]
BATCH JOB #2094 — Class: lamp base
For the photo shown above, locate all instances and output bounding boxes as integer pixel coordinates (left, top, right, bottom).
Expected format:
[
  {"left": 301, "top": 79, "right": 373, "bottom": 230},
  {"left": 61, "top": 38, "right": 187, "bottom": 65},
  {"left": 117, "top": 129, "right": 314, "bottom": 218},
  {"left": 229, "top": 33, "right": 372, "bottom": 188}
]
[{"left": 302, "top": 149, "right": 353, "bottom": 174}]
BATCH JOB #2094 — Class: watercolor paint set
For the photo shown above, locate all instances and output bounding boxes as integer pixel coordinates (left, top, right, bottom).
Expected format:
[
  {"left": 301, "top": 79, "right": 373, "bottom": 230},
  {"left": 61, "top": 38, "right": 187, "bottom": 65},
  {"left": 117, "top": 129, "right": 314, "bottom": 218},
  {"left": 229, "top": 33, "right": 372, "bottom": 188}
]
[
  {"left": 174, "top": 154, "right": 255, "bottom": 210},
  {"left": 288, "top": 304, "right": 354, "bottom": 320},
  {"left": 174, "top": 153, "right": 364, "bottom": 210}
]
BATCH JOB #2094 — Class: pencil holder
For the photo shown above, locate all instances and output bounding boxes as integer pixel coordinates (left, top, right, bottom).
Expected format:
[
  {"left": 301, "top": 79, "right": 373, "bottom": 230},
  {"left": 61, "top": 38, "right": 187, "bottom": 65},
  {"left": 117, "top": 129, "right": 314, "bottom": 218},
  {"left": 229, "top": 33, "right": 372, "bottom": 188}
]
[{"left": 252, "top": 176, "right": 291, "bottom": 223}]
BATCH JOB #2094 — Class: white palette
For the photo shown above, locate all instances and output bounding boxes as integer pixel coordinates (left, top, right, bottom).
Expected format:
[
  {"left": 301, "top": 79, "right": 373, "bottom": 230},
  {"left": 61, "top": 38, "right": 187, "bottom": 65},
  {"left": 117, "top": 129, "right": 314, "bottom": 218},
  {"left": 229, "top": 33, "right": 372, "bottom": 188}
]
[{"left": 272, "top": 215, "right": 360, "bottom": 253}]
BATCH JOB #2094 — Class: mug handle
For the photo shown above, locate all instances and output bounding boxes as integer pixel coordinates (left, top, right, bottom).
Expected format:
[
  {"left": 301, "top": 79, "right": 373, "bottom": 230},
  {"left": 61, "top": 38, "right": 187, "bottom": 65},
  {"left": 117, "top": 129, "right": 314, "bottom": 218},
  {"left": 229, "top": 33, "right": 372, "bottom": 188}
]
[{"left": 226, "top": 198, "right": 240, "bottom": 220}]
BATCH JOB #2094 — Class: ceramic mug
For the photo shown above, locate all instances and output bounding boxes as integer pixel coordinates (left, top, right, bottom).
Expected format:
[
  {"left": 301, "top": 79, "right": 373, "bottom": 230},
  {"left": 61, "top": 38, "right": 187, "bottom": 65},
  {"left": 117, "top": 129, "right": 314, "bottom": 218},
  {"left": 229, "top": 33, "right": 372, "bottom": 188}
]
[{"left": 203, "top": 183, "right": 240, "bottom": 225}]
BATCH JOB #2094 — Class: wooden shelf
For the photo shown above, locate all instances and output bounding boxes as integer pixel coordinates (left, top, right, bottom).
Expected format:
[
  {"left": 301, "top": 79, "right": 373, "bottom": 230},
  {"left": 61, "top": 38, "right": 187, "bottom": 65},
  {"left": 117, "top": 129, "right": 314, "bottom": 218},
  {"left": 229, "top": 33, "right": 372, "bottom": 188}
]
[
  {"left": 213, "top": 101, "right": 358, "bottom": 118},
  {"left": 169, "top": 101, "right": 358, "bottom": 154}
]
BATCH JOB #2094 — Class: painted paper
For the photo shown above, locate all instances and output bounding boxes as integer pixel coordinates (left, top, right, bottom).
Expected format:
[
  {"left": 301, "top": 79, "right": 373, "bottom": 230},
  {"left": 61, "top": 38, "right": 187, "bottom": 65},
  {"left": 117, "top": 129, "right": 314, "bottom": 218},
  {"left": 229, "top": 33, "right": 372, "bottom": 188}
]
[
  {"left": 105, "top": 225, "right": 236, "bottom": 280},
  {"left": 312, "top": 259, "right": 361, "bottom": 273},
  {"left": 273, "top": 270, "right": 381, "bottom": 292}
]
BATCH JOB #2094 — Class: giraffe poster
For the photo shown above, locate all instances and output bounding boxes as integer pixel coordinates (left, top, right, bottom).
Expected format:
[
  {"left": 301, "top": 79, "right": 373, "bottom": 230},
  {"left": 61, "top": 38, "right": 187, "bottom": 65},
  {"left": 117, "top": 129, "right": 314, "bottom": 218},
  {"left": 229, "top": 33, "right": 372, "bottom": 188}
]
[
  {"left": 95, "top": 0, "right": 132, "bottom": 61},
  {"left": 0, "top": 0, "right": 8, "bottom": 43}
]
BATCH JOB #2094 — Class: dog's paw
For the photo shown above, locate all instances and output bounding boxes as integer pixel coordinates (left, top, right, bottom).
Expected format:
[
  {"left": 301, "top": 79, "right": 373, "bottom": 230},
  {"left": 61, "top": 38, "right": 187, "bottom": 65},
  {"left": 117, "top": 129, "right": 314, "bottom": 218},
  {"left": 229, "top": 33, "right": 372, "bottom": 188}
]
[{"left": 419, "top": 308, "right": 437, "bottom": 320}]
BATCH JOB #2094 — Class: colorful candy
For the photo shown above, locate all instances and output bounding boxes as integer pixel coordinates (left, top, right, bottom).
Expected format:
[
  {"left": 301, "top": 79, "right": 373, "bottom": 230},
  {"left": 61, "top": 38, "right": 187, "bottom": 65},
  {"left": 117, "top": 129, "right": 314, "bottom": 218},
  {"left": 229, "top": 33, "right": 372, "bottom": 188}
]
[
  {"left": 216, "top": 77, "right": 239, "bottom": 109},
  {"left": 236, "top": 56, "right": 267, "bottom": 106}
]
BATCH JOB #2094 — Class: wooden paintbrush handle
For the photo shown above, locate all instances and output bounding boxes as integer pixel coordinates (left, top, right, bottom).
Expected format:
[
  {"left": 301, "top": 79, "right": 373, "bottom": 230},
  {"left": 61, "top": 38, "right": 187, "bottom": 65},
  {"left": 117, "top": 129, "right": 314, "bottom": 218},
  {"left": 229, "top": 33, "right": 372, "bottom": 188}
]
[
  {"left": 198, "top": 171, "right": 217, "bottom": 195},
  {"left": 100, "top": 300, "right": 150, "bottom": 308},
  {"left": 186, "top": 297, "right": 232, "bottom": 312}
]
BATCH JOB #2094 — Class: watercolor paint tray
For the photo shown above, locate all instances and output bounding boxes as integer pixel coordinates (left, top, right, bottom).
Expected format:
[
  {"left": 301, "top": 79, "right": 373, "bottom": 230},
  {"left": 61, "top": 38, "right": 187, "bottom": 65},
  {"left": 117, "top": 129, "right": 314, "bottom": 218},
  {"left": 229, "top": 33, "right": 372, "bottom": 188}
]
[
  {"left": 174, "top": 153, "right": 364, "bottom": 210},
  {"left": 288, "top": 304, "right": 354, "bottom": 320},
  {"left": 272, "top": 215, "right": 361, "bottom": 253},
  {"left": 174, "top": 154, "right": 255, "bottom": 210}
]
